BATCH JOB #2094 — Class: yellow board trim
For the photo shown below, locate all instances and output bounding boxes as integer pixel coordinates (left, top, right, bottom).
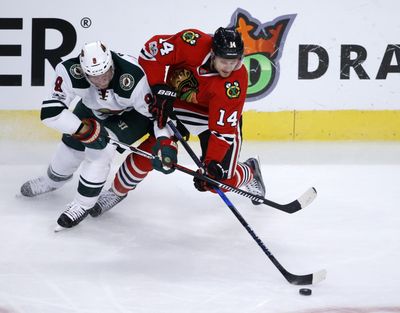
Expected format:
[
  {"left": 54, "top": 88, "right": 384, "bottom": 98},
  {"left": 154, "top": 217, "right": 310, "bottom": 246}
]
[
  {"left": 243, "top": 110, "right": 400, "bottom": 141},
  {"left": 0, "top": 110, "right": 60, "bottom": 141},
  {"left": 1, "top": 109, "right": 400, "bottom": 141}
]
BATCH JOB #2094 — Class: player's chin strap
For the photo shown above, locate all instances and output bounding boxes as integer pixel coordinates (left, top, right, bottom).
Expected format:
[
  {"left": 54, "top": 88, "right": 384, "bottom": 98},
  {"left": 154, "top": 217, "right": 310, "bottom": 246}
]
[
  {"left": 165, "top": 121, "right": 326, "bottom": 286},
  {"left": 107, "top": 135, "right": 314, "bottom": 214}
]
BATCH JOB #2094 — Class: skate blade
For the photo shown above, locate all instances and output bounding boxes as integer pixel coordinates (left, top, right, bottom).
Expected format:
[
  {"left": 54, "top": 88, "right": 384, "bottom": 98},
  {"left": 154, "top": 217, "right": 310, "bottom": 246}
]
[{"left": 54, "top": 225, "right": 68, "bottom": 232}]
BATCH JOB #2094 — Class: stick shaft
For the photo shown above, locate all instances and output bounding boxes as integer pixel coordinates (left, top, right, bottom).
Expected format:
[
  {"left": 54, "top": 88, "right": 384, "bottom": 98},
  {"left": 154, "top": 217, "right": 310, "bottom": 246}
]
[{"left": 165, "top": 121, "right": 320, "bottom": 285}]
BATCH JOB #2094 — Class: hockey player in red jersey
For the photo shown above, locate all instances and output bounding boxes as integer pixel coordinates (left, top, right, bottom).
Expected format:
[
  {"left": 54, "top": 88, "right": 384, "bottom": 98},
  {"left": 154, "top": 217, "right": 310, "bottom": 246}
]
[{"left": 91, "top": 27, "right": 266, "bottom": 216}]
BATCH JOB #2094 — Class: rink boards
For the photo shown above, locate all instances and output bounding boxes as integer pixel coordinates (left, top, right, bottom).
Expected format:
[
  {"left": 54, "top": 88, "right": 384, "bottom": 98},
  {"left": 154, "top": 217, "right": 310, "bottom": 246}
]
[{"left": 1, "top": 109, "right": 400, "bottom": 141}]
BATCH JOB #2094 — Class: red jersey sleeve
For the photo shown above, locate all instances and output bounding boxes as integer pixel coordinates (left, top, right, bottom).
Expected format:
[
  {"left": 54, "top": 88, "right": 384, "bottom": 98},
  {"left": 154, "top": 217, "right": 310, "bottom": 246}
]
[
  {"left": 138, "top": 29, "right": 210, "bottom": 86},
  {"left": 204, "top": 66, "right": 248, "bottom": 164}
]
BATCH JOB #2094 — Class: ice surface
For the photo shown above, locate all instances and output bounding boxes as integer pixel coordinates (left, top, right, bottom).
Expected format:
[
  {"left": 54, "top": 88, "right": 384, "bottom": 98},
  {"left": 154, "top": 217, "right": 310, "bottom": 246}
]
[{"left": 0, "top": 140, "right": 399, "bottom": 313}]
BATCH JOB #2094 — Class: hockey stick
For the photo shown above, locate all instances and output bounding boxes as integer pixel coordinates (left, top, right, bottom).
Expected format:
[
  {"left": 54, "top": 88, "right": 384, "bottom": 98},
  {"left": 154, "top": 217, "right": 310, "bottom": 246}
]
[
  {"left": 108, "top": 137, "right": 314, "bottom": 214},
  {"left": 166, "top": 121, "right": 327, "bottom": 285},
  {"left": 165, "top": 121, "right": 317, "bottom": 212},
  {"left": 108, "top": 136, "right": 326, "bottom": 284},
  {"left": 174, "top": 165, "right": 315, "bottom": 213}
]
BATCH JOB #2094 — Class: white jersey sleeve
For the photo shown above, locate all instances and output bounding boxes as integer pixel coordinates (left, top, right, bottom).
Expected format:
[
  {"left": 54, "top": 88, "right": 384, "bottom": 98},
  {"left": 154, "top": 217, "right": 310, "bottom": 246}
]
[{"left": 40, "top": 62, "right": 82, "bottom": 134}]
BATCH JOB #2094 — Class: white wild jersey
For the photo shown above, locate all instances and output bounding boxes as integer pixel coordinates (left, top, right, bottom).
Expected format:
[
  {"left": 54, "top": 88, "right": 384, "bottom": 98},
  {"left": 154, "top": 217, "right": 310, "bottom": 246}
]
[{"left": 41, "top": 52, "right": 169, "bottom": 137}]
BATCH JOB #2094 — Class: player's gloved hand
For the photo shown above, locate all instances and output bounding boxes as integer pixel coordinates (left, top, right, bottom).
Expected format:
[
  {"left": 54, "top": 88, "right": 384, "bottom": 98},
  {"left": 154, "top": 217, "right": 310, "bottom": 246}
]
[
  {"left": 193, "top": 168, "right": 210, "bottom": 192},
  {"left": 149, "top": 84, "right": 177, "bottom": 128},
  {"left": 72, "top": 118, "right": 109, "bottom": 150},
  {"left": 193, "top": 160, "right": 228, "bottom": 192},
  {"left": 151, "top": 136, "right": 178, "bottom": 174}
]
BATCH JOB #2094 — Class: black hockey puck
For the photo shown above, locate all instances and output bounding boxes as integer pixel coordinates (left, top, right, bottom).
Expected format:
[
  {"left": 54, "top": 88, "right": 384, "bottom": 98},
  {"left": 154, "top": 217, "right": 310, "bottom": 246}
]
[{"left": 299, "top": 288, "right": 312, "bottom": 296}]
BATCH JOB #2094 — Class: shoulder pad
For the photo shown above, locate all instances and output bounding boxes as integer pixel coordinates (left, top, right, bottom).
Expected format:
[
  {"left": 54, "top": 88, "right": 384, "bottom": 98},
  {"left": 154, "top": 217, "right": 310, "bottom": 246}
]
[
  {"left": 111, "top": 52, "right": 145, "bottom": 98},
  {"left": 61, "top": 57, "right": 90, "bottom": 89},
  {"left": 180, "top": 29, "right": 207, "bottom": 46}
]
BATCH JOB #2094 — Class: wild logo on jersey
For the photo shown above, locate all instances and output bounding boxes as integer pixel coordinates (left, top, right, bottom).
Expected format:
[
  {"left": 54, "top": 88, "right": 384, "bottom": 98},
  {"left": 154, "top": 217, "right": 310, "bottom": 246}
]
[
  {"left": 119, "top": 73, "right": 135, "bottom": 91},
  {"left": 225, "top": 81, "right": 241, "bottom": 99},
  {"left": 228, "top": 8, "right": 296, "bottom": 101},
  {"left": 181, "top": 31, "right": 201, "bottom": 46},
  {"left": 170, "top": 68, "right": 199, "bottom": 103},
  {"left": 70, "top": 64, "right": 84, "bottom": 80}
]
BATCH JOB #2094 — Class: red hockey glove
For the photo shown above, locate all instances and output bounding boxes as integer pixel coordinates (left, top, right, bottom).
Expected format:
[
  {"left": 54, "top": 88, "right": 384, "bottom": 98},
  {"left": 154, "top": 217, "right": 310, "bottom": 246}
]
[
  {"left": 151, "top": 136, "right": 178, "bottom": 174},
  {"left": 72, "top": 118, "right": 109, "bottom": 150},
  {"left": 193, "top": 160, "right": 228, "bottom": 192},
  {"left": 149, "top": 84, "right": 177, "bottom": 128}
]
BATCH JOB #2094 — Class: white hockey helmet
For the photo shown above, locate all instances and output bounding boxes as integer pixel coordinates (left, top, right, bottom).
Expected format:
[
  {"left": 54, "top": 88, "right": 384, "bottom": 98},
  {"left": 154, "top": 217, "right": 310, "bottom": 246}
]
[{"left": 79, "top": 41, "right": 113, "bottom": 76}]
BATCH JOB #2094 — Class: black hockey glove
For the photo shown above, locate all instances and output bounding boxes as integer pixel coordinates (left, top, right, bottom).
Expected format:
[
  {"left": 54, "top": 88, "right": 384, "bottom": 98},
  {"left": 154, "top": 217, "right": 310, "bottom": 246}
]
[
  {"left": 193, "top": 160, "right": 228, "bottom": 192},
  {"left": 149, "top": 84, "right": 177, "bottom": 128},
  {"left": 72, "top": 118, "right": 109, "bottom": 150},
  {"left": 151, "top": 136, "right": 178, "bottom": 174}
]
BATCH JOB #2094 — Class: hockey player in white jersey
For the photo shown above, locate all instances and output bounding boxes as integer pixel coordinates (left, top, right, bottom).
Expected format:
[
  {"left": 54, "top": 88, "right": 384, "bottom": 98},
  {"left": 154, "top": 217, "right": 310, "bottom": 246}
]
[{"left": 20, "top": 41, "right": 176, "bottom": 230}]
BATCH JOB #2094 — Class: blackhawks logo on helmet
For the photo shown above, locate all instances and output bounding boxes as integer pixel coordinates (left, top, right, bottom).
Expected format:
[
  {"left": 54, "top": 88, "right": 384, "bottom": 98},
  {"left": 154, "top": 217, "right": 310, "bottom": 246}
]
[
  {"left": 181, "top": 31, "right": 200, "bottom": 46},
  {"left": 225, "top": 81, "right": 241, "bottom": 99}
]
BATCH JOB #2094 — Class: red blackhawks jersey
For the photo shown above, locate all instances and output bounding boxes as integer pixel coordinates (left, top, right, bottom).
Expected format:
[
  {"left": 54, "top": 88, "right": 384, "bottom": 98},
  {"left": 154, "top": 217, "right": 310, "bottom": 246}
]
[{"left": 139, "top": 29, "right": 248, "bottom": 164}]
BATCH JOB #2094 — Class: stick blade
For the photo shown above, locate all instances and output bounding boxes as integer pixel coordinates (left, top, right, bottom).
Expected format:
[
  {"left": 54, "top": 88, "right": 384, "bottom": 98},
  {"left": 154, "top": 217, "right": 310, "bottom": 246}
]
[
  {"left": 297, "top": 187, "right": 317, "bottom": 209},
  {"left": 285, "top": 268, "right": 327, "bottom": 285},
  {"left": 278, "top": 187, "right": 317, "bottom": 214},
  {"left": 312, "top": 269, "right": 327, "bottom": 284}
]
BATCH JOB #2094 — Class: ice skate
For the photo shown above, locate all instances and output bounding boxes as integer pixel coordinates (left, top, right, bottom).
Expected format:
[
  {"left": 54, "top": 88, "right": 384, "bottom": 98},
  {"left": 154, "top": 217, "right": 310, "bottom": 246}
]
[
  {"left": 55, "top": 201, "right": 89, "bottom": 231},
  {"left": 244, "top": 157, "right": 266, "bottom": 205},
  {"left": 20, "top": 177, "right": 57, "bottom": 197},
  {"left": 89, "top": 188, "right": 127, "bottom": 217}
]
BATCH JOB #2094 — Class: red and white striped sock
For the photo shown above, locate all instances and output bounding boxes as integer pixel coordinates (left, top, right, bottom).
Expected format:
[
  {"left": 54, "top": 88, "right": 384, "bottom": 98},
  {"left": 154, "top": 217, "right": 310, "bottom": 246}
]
[{"left": 113, "top": 154, "right": 148, "bottom": 195}]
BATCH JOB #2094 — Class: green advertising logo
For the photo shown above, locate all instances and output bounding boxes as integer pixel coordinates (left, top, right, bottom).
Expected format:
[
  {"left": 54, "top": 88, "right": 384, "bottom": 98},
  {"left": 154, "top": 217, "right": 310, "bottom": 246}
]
[{"left": 228, "top": 9, "right": 296, "bottom": 101}]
